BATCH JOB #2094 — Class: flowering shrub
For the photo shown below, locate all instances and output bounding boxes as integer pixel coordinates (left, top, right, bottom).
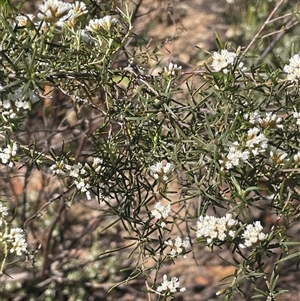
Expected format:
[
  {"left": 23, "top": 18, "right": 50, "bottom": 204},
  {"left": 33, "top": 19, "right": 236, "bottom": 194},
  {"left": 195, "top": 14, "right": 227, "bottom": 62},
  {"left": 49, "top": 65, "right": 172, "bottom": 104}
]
[
  {"left": 0, "top": 203, "right": 27, "bottom": 273},
  {"left": 0, "top": 0, "right": 300, "bottom": 300}
]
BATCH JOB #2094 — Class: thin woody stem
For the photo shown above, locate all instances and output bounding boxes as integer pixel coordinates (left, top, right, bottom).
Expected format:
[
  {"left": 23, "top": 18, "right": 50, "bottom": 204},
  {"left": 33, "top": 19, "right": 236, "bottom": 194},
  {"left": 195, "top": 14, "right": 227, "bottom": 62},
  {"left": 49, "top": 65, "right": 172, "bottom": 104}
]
[{"left": 242, "top": 0, "right": 286, "bottom": 56}]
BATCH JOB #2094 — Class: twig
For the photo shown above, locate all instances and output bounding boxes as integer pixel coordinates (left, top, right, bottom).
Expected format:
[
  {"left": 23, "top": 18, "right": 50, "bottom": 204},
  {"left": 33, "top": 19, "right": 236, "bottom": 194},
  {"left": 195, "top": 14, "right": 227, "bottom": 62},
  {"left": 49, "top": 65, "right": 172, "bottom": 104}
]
[
  {"left": 40, "top": 203, "right": 66, "bottom": 279},
  {"left": 242, "top": 0, "right": 286, "bottom": 56},
  {"left": 254, "top": 17, "right": 298, "bottom": 66},
  {"left": 24, "top": 191, "right": 68, "bottom": 224}
]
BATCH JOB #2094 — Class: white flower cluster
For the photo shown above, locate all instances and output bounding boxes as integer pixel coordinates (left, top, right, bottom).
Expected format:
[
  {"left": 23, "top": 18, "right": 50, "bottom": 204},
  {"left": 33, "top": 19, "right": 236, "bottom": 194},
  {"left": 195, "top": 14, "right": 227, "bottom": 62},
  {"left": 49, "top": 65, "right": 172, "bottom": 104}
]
[
  {"left": 1, "top": 88, "right": 39, "bottom": 120},
  {"left": 245, "top": 111, "right": 260, "bottom": 124},
  {"left": 49, "top": 159, "right": 65, "bottom": 176},
  {"left": 66, "top": 162, "right": 91, "bottom": 199},
  {"left": 163, "top": 62, "right": 182, "bottom": 78},
  {"left": 38, "top": 0, "right": 71, "bottom": 23},
  {"left": 270, "top": 150, "right": 287, "bottom": 165},
  {"left": 283, "top": 54, "right": 300, "bottom": 82},
  {"left": 239, "top": 221, "right": 266, "bottom": 248},
  {"left": 211, "top": 49, "right": 237, "bottom": 74},
  {"left": 294, "top": 152, "right": 300, "bottom": 165},
  {"left": 79, "top": 29, "right": 94, "bottom": 44},
  {"left": 1, "top": 99, "right": 17, "bottom": 119},
  {"left": 86, "top": 16, "right": 118, "bottom": 33},
  {"left": 150, "top": 161, "right": 174, "bottom": 181},
  {"left": 246, "top": 127, "right": 268, "bottom": 156},
  {"left": 196, "top": 214, "right": 267, "bottom": 249},
  {"left": 219, "top": 141, "right": 249, "bottom": 170},
  {"left": 164, "top": 236, "right": 190, "bottom": 258},
  {"left": 91, "top": 157, "right": 103, "bottom": 173},
  {"left": 157, "top": 274, "right": 186, "bottom": 294},
  {"left": 151, "top": 201, "right": 171, "bottom": 228},
  {"left": 6, "top": 228, "right": 28, "bottom": 256},
  {"left": 293, "top": 112, "right": 300, "bottom": 126},
  {"left": 15, "top": 14, "right": 34, "bottom": 27},
  {"left": 220, "top": 112, "right": 273, "bottom": 170},
  {"left": 0, "top": 203, "right": 8, "bottom": 226},
  {"left": 72, "top": 1, "right": 88, "bottom": 18},
  {"left": 37, "top": 0, "right": 87, "bottom": 26},
  {"left": 245, "top": 111, "right": 283, "bottom": 129},
  {"left": 0, "top": 203, "right": 27, "bottom": 256},
  {"left": 196, "top": 214, "right": 236, "bottom": 244},
  {"left": 0, "top": 142, "right": 18, "bottom": 168},
  {"left": 50, "top": 157, "right": 103, "bottom": 200}
]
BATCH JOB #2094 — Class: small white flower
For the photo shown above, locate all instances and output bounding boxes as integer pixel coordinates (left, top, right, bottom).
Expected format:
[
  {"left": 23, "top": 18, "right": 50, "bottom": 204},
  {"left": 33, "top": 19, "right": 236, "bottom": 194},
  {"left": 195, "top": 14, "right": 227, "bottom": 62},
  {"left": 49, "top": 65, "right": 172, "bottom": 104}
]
[
  {"left": 2, "top": 109, "right": 17, "bottom": 119},
  {"left": 219, "top": 141, "right": 249, "bottom": 170},
  {"left": 15, "top": 14, "right": 34, "bottom": 26},
  {"left": 150, "top": 161, "right": 174, "bottom": 181},
  {"left": 151, "top": 201, "right": 171, "bottom": 227},
  {"left": 86, "top": 16, "right": 118, "bottom": 32},
  {"left": 238, "top": 61, "right": 246, "bottom": 71},
  {"left": 76, "top": 177, "right": 90, "bottom": 189},
  {"left": 15, "top": 99, "right": 30, "bottom": 111},
  {"left": 211, "top": 49, "right": 237, "bottom": 73},
  {"left": 259, "top": 112, "right": 283, "bottom": 129},
  {"left": 164, "top": 236, "right": 190, "bottom": 258},
  {"left": 239, "top": 221, "right": 266, "bottom": 248},
  {"left": 50, "top": 160, "right": 66, "bottom": 175},
  {"left": 0, "top": 203, "right": 8, "bottom": 226},
  {"left": 0, "top": 142, "right": 18, "bottom": 167},
  {"left": 55, "top": 2, "right": 87, "bottom": 27},
  {"left": 294, "top": 152, "right": 300, "bottom": 165},
  {"left": 0, "top": 203, "right": 8, "bottom": 217},
  {"left": 284, "top": 54, "right": 300, "bottom": 82},
  {"left": 92, "top": 157, "right": 103, "bottom": 173},
  {"left": 157, "top": 274, "right": 186, "bottom": 294},
  {"left": 65, "top": 162, "right": 84, "bottom": 178},
  {"left": 151, "top": 202, "right": 171, "bottom": 219},
  {"left": 293, "top": 112, "right": 300, "bottom": 126},
  {"left": 270, "top": 150, "right": 287, "bottom": 164},
  {"left": 6, "top": 88, "right": 39, "bottom": 113},
  {"left": 79, "top": 29, "right": 93, "bottom": 43},
  {"left": 163, "top": 62, "right": 182, "bottom": 77},
  {"left": 74, "top": 178, "right": 91, "bottom": 200},
  {"left": 244, "top": 111, "right": 260, "bottom": 124},
  {"left": 72, "top": 1, "right": 88, "bottom": 17},
  {"left": 37, "top": 0, "right": 72, "bottom": 23},
  {"left": 246, "top": 127, "right": 268, "bottom": 155},
  {"left": 2, "top": 99, "right": 11, "bottom": 110},
  {"left": 246, "top": 111, "right": 283, "bottom": 129}
]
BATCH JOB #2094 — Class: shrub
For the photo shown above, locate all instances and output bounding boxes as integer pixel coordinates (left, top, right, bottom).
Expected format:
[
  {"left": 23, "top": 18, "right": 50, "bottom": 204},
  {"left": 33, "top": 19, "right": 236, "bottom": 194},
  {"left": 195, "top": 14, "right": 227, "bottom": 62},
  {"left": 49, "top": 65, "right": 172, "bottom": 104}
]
[{"left": 0, "top": 0, "right": 299, "bottom": 300}]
